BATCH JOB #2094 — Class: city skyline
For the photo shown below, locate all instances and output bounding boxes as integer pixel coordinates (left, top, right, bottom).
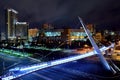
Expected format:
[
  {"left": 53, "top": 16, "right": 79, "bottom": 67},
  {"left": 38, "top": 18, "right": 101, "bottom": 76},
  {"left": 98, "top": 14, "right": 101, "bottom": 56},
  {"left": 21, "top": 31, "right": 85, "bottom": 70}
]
[
  {"left": 0, "top": 1, "right": 120, "bottom": 80},
  {"left": 0, "top": 0, "right": 120, "bottom": 30},
  {"left": 1, "top": 15, "right": 119, "bottom": 80}
]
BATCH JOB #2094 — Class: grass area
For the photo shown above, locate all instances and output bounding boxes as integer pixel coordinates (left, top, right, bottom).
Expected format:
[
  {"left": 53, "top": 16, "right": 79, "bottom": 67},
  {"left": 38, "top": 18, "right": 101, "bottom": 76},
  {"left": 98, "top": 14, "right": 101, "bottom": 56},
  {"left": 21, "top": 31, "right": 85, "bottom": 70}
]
[
  {"left": 0, "top": 48, "right": 33, "bottom": 57},
  {"left": 26, "top": 46, "right": 62, "bottom": 51}
]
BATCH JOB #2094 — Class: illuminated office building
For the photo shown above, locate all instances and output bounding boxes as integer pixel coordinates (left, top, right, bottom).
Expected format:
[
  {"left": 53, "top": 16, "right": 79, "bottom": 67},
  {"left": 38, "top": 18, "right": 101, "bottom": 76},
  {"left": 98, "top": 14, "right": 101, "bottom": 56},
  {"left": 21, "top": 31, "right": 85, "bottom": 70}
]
[
  {"left": 5, "top": 8, "right": 28, "bottom": 41},
  {"left": 15, "top": 22, "right": 29, "bottom": 40},
  {"left": 38, "top": 24, "right": 95, "bottom": 45},
  {"left": 28, "top": 28, "right": 39, "bottom": 38},
  {"left": 6, "top": 8, "right": 18, "bottom": 40}
]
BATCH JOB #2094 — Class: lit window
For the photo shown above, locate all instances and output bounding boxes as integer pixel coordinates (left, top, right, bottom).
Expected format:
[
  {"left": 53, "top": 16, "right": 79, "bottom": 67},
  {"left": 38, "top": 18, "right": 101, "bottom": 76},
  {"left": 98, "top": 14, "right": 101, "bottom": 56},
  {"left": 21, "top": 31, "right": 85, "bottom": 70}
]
[{"left": 45, "top": 32, "right": 61, "bottom": 37}]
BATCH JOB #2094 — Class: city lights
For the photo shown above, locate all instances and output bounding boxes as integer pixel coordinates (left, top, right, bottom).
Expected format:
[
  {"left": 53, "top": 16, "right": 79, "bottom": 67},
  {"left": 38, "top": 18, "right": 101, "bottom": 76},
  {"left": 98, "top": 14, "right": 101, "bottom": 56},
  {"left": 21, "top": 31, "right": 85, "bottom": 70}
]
[
  {"left": 45, "top": 32, "right": 61, "bottom": 37},
  {"left": 0, "top": 1, "right": 120, "bottom": 79}
]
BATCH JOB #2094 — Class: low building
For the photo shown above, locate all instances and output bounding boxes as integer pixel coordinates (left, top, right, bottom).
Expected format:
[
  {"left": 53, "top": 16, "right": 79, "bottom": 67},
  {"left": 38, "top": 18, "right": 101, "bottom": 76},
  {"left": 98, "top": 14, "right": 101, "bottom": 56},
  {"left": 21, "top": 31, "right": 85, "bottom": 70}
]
[
  {"left": 28, "top": 28, "right": 39, "bottom": 38},
  {"left": 37, "top": 24, "right": 95, "bottom": 48},
  {"left": 95, "top": 32, "right": 102, "bottom": 41}
]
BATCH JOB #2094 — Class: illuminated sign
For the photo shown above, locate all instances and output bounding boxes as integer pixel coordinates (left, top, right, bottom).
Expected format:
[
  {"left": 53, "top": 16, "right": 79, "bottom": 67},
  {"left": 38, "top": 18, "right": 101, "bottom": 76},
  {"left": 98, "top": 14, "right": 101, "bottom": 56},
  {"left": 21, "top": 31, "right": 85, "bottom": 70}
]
[
  {"left": 8, "top": 9, "right": 18, "bottom": 14},
  {"left": 16, "top": 22, "right": 27, "bottom": 25}
]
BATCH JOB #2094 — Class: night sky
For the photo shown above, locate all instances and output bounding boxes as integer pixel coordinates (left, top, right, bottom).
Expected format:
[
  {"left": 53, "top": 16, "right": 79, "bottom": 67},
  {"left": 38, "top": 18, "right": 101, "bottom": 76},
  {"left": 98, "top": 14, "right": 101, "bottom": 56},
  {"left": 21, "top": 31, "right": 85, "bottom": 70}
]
[{"left": 0, "top": 0, "right": 120, "bottom": 30}]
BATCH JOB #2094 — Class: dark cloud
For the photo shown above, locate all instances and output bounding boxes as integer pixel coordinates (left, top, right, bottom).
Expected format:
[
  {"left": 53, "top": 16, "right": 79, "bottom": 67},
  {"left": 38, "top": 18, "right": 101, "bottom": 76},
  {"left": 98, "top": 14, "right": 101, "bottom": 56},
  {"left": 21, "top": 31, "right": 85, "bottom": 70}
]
[{"left": 0, "top": 0, "right": 120, "bottom": 29}]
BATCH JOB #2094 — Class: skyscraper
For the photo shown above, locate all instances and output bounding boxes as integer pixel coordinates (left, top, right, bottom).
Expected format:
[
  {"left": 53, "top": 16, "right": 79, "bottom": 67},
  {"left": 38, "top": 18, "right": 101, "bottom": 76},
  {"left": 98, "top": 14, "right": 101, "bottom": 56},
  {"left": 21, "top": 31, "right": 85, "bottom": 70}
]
[
  {"left": 6, "top": 8, "right": 18, "bottom": 40},
  {"left": 5, "top": 8, "right": 28, "bottom": 42},
  {"left": 15, "top": 22, "right": 29, "bottom": 40}
]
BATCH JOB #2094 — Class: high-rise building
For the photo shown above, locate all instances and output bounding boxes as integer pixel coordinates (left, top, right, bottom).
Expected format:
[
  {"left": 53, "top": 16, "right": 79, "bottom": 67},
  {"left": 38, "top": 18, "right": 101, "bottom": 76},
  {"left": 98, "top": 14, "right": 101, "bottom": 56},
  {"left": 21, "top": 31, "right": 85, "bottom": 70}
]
[
  {"left": 6, "top": 8, "right": 18, "bottom": 40},
  {"left": 15, "top": 22, "right": 29, "bottom": 40},
  {"left": 5, "top": 8, "right": 28, "bottom": 42}
]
